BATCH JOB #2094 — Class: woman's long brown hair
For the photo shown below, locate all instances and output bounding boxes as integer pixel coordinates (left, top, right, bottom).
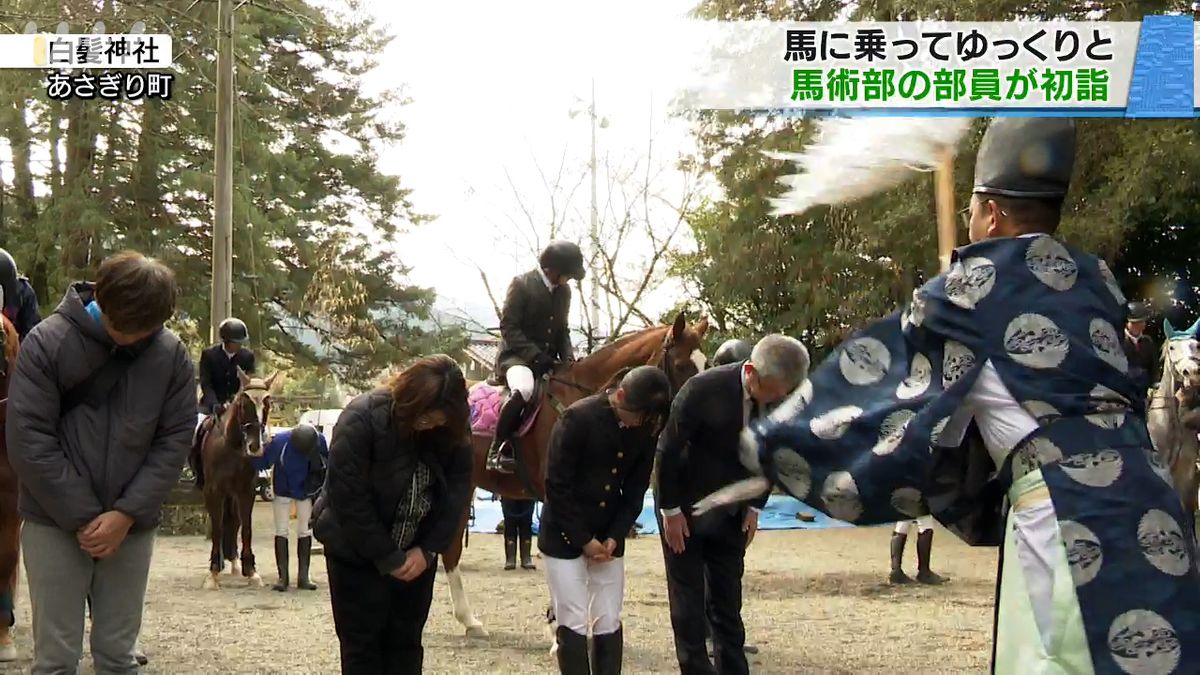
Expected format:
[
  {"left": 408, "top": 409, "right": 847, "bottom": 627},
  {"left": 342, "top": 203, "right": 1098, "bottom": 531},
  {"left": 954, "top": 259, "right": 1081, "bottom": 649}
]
[{"left": 385, "top": 354, "right": 470, "bottom": 447}]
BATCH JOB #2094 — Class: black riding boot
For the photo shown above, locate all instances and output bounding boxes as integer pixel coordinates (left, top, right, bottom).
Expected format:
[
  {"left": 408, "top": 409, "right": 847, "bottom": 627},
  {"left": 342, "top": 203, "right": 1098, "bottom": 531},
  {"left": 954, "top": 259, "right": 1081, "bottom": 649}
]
[
  {"left": 592, "top": 625, "right": 623, "bottom": 675},
  {"left": 555, "top": 626, "right": 590, "bottom": 675},
  {"left": 889, "top": 532, "right": 911, "bottom": 584},
  {"left": 486, "top": 392, "right": 525, "bottom": 474},
  {"left": 272, "top": 536, "right": 289, "bottom": 592},
  {"left": 297, "top": 536, "right": 318, "bottom": 590},
  {"left": 916, "top": 529, "right": 946, "bottom": 585},
  {"left": 520, "top": 535, "right": 536, "bottom": 570},
  {"left": 504, "top": 535, "right": 517, "bottom": 570}
]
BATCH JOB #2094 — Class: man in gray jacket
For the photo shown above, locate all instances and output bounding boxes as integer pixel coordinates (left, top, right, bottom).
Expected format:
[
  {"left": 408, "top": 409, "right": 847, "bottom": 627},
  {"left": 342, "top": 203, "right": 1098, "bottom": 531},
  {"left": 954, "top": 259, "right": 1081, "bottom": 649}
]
[{"left": 6, "top": 251, "right": 195, "bottom": 674}]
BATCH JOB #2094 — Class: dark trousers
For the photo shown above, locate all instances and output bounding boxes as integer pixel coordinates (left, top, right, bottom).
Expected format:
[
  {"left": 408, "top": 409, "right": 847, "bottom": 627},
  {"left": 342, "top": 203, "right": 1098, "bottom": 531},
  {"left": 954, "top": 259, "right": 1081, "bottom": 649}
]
[
  {"left": 659, "top": 509, "right": 748, "bottom": 675},
  {"left": 327, "top": 555, "right": 437, "bottom": 675},
  {"left": 501, "top": 498, "right": 535, "bottom": 538}
]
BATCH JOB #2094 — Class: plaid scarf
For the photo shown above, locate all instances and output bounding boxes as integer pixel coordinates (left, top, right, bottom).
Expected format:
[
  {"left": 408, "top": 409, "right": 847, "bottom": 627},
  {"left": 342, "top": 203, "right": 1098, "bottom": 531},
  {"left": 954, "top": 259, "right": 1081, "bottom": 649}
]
[{"left": 391, "top": 461, "right": 434, "bottom": 550}]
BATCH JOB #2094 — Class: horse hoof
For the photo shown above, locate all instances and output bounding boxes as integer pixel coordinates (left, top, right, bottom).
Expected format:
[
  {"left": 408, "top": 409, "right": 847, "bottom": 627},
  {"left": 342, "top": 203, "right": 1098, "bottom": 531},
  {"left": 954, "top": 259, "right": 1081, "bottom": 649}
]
[
  {"left": 465, "top": 625, "right": 489, "bottom": 639},
  {"left": 0, "top": 641, "right": 16, "bottom": 662},
  {"left": 229, "top": 563, "right": 241, "bottom": 577},
  {"left": 202, "top": 575, "right": 221, "bottom": 590},
  {"left": 247, "top": 573, "right": 263, "bottom": 588}
]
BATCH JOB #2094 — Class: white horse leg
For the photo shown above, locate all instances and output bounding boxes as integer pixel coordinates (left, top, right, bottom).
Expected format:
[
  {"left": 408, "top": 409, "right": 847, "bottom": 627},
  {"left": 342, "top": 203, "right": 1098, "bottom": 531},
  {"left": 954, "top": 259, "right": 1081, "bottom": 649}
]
[
  {"left": 246, "top": 571, "right": 263, "bottom": 588},
  {"left": 446, "top": 566, "right": 487, "bottom": 638},
  {"left": 202, "top": 571, "right": 221, "bottom": 590},
  {"left": 0, "top": 626, "right": 16, "bottom": 662}
]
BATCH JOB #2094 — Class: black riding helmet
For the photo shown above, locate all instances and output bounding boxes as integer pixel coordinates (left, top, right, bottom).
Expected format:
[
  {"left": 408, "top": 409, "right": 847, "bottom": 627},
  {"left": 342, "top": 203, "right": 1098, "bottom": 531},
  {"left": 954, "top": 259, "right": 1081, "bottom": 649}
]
[
  {"left": 1127, "top": 301, "right": 1151, "bottom": 323},
  {"left": 219, "top": 317, "right": 250, "bottom": 344},
  {"left": 712, "top": 338, "right": 753, "bottom": 367},
  {"left": 539, "top": 241, "right": 586, "bottom": 282},
  {"left": 289, "top": 423, "right": 320, "bottom": 457},
  {"left": 615, "top": 365, "right": 672, "bottom": 419},
  {"left": 0, "top": 249, "right": 18, "bottom": 310}
]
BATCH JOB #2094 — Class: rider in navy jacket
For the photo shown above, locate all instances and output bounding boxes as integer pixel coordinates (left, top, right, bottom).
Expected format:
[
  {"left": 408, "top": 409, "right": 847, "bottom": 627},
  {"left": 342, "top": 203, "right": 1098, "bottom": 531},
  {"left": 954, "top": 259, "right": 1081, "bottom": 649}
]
[{"left": 254, "top": 425, "right": 328, "bottom": 592}]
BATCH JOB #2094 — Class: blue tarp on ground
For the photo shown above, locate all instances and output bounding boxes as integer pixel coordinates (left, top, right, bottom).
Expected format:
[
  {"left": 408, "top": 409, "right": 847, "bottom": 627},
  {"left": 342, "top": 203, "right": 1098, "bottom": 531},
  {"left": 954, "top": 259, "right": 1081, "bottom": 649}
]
[{"left": 469, "top": 491, "right": 855, "bottom": 535}]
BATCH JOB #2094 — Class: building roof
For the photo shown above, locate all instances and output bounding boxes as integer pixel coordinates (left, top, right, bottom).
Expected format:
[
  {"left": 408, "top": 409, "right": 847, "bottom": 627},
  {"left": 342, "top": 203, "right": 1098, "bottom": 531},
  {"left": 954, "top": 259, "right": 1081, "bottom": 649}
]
[{"left": 464, "top": 337, "right": 500, "bottom": 369}]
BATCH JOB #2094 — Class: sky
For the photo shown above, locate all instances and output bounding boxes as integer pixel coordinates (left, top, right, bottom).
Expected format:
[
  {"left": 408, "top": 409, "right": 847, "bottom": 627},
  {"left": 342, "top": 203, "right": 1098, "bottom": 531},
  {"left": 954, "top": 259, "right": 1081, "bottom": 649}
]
[{"left": 362, "top": 0, "right": 707, "bottom": 334}]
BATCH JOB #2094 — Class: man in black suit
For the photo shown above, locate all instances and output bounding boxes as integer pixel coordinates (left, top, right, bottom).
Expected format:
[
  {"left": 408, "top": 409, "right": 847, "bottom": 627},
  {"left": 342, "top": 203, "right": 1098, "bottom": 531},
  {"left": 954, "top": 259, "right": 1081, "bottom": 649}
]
[
  {"left": 655, "top": 334, "right": 809, "bottom": 674},
  {"left": 191, "top": 317, "right": 256, "bottom": 488},
  {"left": 487, "top": 240, "right": 585, "bottom": 473}
]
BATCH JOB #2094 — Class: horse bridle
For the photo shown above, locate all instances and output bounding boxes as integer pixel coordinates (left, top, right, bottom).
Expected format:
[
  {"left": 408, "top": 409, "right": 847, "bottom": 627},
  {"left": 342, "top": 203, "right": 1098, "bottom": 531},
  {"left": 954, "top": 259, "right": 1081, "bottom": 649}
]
[{"left": 233, "top": 384, "right": 270, "bottom": 446}]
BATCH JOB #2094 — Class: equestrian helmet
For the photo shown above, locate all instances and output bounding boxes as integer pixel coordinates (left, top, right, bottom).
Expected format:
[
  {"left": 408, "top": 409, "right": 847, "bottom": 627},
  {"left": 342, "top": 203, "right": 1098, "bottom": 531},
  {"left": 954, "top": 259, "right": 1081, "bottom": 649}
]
[
  {"left": 712, "top": 338, "right": 753, "bottom": 367},
  {"left": 289, "top": 424, "right": 319, "bottom": 454},
  {"left": 618, "top": 365, "right": 672, "bottom": 417},
  {"left": 218, "top": 317, "right": 250, "bottom": 344},
  {"left": 539, "top": 241, "right": 586, "bottom": 281},
  {"left": 0, "top": 248, "right": 17, "bottom": 309},
  {"left": 1127, "top": 301, "right": 1151, "bottom": 323}
]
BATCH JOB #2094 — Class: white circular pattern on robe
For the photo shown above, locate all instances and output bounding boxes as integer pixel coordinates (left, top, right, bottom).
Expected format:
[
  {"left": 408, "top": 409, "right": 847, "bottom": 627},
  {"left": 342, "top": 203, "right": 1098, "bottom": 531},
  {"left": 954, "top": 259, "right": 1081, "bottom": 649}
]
[
  {"left": 942, "top": 341, "right": 976, "bottom": 388},
  {"left": 1025, "top": 237, "right": 1078, "bottom": 291},
  {"left": 930, "top": 416, "right": 951, "bottom": 447},
  {"left": 1059, "top": 520, "right": 1103, "bottom": 586},
  {"left": 872, "top": 410, "right": 916, "bottom": 456},
  {"left": 839, "top": 337, "right": 891, "bottom": 386},
  {"left": 768, "top": 379, "right": 814, "bottom": 424},
  {"left": 1059, "top": 449, "right": 1124, "bottom": 488},
  {"left": 1022, "top": 400, "right": 1061, "bottom": 423},
  {"left": 821, "top": 471, "right": 863, "bottom": 523},
  {"left": 1090, "top": 318, "right": 1129, "bottom": 373},
  {"left": 1108, "top": 609, "right": 1181, "bottom": 675},
  {"left": 1014, "top": 437, "right": 1065, "bottom": 478},
  {"left": 1088, "top": 385, "right": 1130, "bottom": 428},
  {"left": 1004, "top": 313, "right": 1069, "bottom": 369},
  {"left": 897, "top": 353, "right": 932, "bottom": 400},
  {"left": 1098, "top": 259, "right": 1127, "bottom": 306},
  {"left": 810, "top": 406, "right": 863, "bottom": 441},
  {"left": 890, "top": 487, "right": 924, "bottom": 518},
  {"left": 909, "top": 291, "right": 928, "bottom": 327},
  {"left": 944, "top": 257, "right": 997, "bottom": 309},
  {"left": 1137, "top": 509, "right": 1190, "bottom": 577},
  {"left": 772, "top": 449, "right": 812, "bottom": 499}
]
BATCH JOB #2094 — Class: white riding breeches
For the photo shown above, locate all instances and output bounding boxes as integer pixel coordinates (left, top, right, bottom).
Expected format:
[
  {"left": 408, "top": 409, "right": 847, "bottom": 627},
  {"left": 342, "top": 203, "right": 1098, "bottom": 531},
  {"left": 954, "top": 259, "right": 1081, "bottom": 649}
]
[
  {"left": 894, "top": 515, "right": 934, "bottom": 535},
  {"left": 272, "top": 496, "right": 313, "bottom": 538},
  {"left": 544, "top": 555, "right": 624, "bottom": 636},
  {"left": 505, "top": 365, "right": 536, "bottom": 401}
]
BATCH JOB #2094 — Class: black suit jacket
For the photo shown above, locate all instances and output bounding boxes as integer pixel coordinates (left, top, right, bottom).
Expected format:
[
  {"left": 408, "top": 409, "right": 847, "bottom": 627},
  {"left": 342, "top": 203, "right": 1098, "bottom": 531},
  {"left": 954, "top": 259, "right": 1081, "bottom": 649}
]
[
  {"left": 654, "top": 362, "right": 769, "bottom": 517},
  {"left": 198, "top": 344, "right": 256, "bottom": 413},
  {"left": 494, "top": 270, "right": 573, "bottom": 379},
  {"left": 1123, "top": 332, "right": 1159, "bottom": 392},
  {"left": 538, "top": 394, "right": 655, "bottom": 559}
]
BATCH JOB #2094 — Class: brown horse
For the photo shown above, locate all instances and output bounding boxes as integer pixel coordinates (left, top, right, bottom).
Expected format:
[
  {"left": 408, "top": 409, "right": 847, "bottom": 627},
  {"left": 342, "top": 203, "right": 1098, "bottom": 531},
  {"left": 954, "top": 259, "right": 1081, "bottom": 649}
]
[
  {"left": 442, "top": 313, "right": 709, "bottom": 638},
  {"left": 199, "top": 369, "right": 279, "bottom": 590},
  {"left": 0, "top": 316, "right": 19, "bottom": 661}
]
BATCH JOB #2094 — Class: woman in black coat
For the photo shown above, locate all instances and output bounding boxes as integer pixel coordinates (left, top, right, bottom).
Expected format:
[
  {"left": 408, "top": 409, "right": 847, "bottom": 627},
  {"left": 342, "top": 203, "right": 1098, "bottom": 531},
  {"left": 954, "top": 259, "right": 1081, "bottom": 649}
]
[
  {"left": 312, "top": 355, "right": 474, "bottom": 674},
  {"left": 539, "top": 365, "right": 673, "bottom": 675}
]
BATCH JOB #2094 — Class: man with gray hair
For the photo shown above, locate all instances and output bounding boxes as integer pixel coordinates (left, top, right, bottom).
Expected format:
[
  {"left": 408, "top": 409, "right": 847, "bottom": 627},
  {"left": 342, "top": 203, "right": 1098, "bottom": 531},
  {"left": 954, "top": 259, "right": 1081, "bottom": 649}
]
[{"left": 655, "top": 334, "right": 807, "bottom": 674}]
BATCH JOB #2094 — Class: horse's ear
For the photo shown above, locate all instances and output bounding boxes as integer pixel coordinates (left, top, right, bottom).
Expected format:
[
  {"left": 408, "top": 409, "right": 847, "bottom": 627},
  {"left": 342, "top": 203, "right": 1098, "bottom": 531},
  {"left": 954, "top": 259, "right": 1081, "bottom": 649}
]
[
  {"left": 237, "top": 367, "right": 251, "bottom": 388},
  {"left": 1166, "top": 318, "right": 1181, "bottom": 340},
  {"left": 264, "top": 371, "right": 280, "bottom": 392},
  {"left": 694, "top": 314, "right": 710, "bottom": 337},
  {"left": 670, "top": 313, "right": 687, "bottom": 342}
]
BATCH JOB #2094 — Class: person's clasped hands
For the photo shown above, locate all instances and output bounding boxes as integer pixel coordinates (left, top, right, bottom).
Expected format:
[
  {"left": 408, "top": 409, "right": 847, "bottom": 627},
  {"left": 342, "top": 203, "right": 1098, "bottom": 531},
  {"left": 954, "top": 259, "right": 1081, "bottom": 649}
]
[{"left": 77, "top": 511, "right": 135, "bottom": 559}]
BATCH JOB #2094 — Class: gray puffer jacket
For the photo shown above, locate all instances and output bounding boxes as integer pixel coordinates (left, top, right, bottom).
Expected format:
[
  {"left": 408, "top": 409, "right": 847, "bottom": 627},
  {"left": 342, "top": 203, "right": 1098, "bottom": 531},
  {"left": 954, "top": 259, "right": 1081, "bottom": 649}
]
[{"left": 6, "top": 283, "right": 196, "bottom": 533}]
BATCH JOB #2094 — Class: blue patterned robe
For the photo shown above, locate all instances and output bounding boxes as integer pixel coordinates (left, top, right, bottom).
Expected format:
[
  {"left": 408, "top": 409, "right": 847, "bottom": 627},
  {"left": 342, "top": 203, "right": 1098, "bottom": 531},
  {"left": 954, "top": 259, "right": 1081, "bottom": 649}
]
[{"left": 746, "top": 235, "right": 1200, "bottom": 674}]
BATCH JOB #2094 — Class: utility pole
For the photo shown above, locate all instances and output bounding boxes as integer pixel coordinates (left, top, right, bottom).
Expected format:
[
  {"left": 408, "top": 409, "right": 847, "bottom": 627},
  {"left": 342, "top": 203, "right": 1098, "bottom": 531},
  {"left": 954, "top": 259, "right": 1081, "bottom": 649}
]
[
  {"left": 587, "top": 78, "right": 601, "bottom": 351},
  {"left": 211, "top": 0, "right": 235, "bottom": 343}
]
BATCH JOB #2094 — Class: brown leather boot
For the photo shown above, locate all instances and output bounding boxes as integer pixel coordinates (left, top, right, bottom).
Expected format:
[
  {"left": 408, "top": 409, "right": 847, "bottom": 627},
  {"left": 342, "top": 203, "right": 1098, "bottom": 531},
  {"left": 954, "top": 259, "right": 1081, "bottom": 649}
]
[
  {"left": 504, "top": 535, "right": 517, "bottom": 570},
  {"left": 520, "top": 535, "right": 536, "bottom": 570},
  {"left": 916, "top": 529, "right": 947, "bottom": 585}
]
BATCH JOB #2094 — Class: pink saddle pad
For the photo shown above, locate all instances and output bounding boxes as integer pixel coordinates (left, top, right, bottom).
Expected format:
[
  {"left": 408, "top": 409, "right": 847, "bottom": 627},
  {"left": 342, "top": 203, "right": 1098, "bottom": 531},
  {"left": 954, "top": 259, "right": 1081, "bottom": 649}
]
[{"left": 468, "top": 382, "right": 542, "bottom": 437}]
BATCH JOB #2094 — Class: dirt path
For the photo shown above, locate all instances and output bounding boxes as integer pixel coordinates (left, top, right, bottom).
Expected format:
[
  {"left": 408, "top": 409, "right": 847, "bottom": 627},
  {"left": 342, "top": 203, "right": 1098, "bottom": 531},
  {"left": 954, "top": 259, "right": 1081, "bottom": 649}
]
[{"left": 0, "top": 503, "right": 996, "bottom": 674}]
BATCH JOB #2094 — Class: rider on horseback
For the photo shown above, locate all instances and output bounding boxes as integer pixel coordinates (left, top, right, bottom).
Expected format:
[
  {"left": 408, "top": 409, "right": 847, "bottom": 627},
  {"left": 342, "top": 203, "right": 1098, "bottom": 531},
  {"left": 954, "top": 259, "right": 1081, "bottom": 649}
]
[
  {"left": 0, "top": 248, "right": 41, "bottom": 341},
  {"left": 487, "top": 241, "right": 586, "bottom": 474},
  {"left": 191, "top": 318, "right": 256, "bottom": 488}
]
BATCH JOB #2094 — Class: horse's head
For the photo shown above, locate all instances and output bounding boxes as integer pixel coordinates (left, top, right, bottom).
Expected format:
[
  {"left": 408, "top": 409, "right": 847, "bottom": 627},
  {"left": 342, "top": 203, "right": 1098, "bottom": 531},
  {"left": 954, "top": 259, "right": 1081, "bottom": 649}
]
[
  {"left": 229, "top": 368, "right": 279, "bottom": 458},
  {"left": 1165, "top": 319, "right": 1200, "bottom": 389},
  {"left": 658, "top": 313, "right": 710, "bottom": 394}
]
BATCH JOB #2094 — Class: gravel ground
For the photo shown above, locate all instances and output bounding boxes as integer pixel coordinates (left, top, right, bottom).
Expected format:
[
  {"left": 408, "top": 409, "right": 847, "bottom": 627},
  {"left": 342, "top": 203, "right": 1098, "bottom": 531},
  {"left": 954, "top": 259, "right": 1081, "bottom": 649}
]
[{"left": 0, "top": 503, "right": 996, "bottom": 674}]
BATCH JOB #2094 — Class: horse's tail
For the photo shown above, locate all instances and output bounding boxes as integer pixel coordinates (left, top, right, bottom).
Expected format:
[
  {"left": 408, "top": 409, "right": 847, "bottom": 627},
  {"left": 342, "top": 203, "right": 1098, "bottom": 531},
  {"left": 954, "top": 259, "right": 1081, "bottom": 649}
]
[{"left": 221, "top": 496, "right": 238, "bottom": 560}]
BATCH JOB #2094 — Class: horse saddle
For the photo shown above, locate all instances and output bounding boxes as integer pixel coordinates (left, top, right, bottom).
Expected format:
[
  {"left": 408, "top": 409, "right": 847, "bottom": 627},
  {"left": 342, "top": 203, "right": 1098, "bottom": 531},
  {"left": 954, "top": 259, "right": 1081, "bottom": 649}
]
[{"left": 468, "top": 380, "right": 544, "bottom": 438}]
